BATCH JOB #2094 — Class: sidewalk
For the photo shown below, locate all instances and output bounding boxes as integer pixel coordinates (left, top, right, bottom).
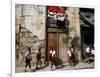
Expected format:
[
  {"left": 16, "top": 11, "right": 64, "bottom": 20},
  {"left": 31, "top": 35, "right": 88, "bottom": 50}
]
[{"left": 16, "top": 62, "right": 94, "bottom": 73}]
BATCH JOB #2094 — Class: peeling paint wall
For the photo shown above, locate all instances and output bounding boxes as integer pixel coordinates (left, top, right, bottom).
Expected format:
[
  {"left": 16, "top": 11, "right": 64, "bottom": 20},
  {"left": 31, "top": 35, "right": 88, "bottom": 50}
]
[{"left": 15, "top": 4, "right": 46, "bottom": 67}]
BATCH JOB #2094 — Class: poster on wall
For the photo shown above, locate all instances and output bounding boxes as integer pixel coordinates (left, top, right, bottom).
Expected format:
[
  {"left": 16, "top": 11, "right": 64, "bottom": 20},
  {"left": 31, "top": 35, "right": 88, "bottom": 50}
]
[{"left": 12, "top": 0, "right": 95, "bottom": 77}]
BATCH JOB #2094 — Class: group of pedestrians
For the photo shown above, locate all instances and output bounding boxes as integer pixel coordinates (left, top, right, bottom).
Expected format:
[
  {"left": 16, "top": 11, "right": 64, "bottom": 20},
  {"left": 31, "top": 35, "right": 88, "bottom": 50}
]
[
  {"left": 86, "top": 46, "right": 95, "bottom": 58},
  {"left": 24, "top": 47, "right": 42, "bottom": 72},
  {"left": 19, "top": 45, "right": 95, "bottom": 72},
  {"left": 85, "top": 46, "right": 95, "bottom": 63},
  {"left": 49, "top": 47, "right": 76, "bottom": 68}
]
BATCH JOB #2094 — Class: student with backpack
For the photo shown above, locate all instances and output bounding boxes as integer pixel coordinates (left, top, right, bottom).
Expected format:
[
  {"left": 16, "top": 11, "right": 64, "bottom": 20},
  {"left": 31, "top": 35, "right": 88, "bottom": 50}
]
[{"left": 24, "top": 47, "right": 32, "bottom": 72}]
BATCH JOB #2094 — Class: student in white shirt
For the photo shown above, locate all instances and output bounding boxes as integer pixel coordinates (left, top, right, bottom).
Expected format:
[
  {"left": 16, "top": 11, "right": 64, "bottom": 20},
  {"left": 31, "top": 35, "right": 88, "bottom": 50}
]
[
  {"left": 91, "top": 48, "right": 95, "bottom": 58},
  {"left": 85, "top": 46, "right": 90, "bottom": 58},
  {"left": 67, "top": 48, "right": 72, "bottom": 65},
  {"left": 49, "top": 49, "right": 53, "bottom": 67},
  {"left": 51, "top": 49, "right": 57, "bottom": 69},
  {"left": 24, "top": 47, "right": 32, "bottom": 72}
]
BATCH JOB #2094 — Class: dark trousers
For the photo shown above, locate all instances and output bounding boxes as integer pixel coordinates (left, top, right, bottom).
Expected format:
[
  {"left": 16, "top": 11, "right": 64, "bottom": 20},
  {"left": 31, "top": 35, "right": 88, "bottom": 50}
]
[
  {"left": 36, "top": 59, "right": 41, "bottom": 68},
  {"left": 25, "top": 59, "right": 31, "bottom": 68},
  {"left": 51, "top": 58, "right": 56, "bottom": 68},
  {"left": 86, "top": 52, "right": 91, "bottom": 58}
]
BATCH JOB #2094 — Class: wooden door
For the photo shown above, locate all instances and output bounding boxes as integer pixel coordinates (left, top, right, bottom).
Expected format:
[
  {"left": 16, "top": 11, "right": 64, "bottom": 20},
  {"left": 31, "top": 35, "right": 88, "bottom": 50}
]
[
  {"left": 47, "top": 33, "right": 57, "bottom": 60},
  {"left": 59, "top": 33, "right": 67, "bottom": 63}
]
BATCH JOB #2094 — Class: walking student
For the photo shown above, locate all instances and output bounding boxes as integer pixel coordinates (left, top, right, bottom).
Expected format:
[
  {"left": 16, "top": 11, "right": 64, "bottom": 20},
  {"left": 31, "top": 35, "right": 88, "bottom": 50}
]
[
  {"left": 51, "top": 49, "right": 57, "bottom": 70},
  {"left": 36, "top": 47, "right": 41, "bottom": 69},
  {"left": 24, "top": 47, "right": 32, "bottom": 72},
  {"left": 85, "top": 46, "right": 90, "bottom": 58},
  {"left": 67, "top": 48, "right": 73, "bottom": 65},
  {"left": 49, "top": 48, "right": 53, "bottom": 67}
]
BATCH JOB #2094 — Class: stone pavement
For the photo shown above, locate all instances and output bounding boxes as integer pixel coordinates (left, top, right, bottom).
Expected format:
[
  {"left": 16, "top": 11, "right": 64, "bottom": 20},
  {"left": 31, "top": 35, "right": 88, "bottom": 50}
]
[{"left": 15, "top": 62, "right": 94, "bottom": 73}]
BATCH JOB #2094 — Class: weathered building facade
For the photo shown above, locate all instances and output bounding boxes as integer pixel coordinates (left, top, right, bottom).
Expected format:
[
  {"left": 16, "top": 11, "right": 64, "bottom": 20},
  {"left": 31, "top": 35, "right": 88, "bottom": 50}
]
[
  {"left": 15, "top": 4, "right": 46, "bottom": 67},
  {"left": 15, "top": 4, "right": 94, "bottom": 68}
]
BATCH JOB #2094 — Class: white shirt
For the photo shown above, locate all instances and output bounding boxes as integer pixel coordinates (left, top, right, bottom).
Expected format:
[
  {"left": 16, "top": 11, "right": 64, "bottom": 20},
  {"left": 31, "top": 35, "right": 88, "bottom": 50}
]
[
  {"left": 52, "top": 50, "right": 56, "bottom": 57},
  {"left": 67, "top": 49, "right": 72, "bottom": 57},
  {"left": 25, "top": 51, "right": 29, "bottom": 57},
  {"left": 91, "top": 49, "right": 95, "bottom": 54},
  {"left": 25, "top": 51, "right": 32, "bottom": 59},
  {"left": 71, "top": 48, "right": 73, "bottom": 53},
  {"left": 49, "top": 50, "right": 53, "bottom": 54},
  {"left": 86, "top": 47, "right": 90, "bottom": 53}
]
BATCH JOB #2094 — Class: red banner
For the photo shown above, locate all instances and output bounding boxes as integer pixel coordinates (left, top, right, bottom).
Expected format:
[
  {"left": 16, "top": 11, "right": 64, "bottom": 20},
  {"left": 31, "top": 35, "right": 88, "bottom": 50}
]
[{"left": 48, "top": 6, "right": 64, "bottom": 14}]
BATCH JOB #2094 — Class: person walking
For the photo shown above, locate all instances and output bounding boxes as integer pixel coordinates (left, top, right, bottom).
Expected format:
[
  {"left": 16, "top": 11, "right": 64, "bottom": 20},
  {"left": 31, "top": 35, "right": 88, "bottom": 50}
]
[
  {"left": 67, "top": 48, "right": 72, "bottom": 65},
  {"left": 91, "top": 48, "right": 95, "bottom": 58},
  {"left": 24, "top": 47, "right": 32, "bottom": 72},
  {"left": 36, "top": 47, "right": 41, "bottom": 69},
  {"left": 85, "top": 46, "right": 91, "bottom": 63},
  {"left": 49, "top": 48, "right": 53, "bottom": 67},
  {"left": 70, "top": 47, "right": 74, "bottom": 66},
  {"left": 51, "top": 49, "right": 57, "bottom": 70},
  {"left": 85, "top": 46, "right": 90, "bottom": 58}
]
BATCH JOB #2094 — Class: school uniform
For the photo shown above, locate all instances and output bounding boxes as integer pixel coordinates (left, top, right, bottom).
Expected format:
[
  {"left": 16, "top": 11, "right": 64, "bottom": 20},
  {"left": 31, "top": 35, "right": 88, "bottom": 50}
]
[
  {"left": 49, "top": 50, "right": 53, "bottom": 62},
  {"left": 36, "top": 48, "right": 41, "bottom": 68},
  {"left": 67, "top": 49, "right": 72, "bottom": 64},
  {"left": 86, "top": 47, "right": 90, "bottom": 58},
  {"left": 25, "top": 51, "right": 32, "bottom": 70},
  {"left": 51, "top": 50, "right": 56, "bottom": 68}
]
